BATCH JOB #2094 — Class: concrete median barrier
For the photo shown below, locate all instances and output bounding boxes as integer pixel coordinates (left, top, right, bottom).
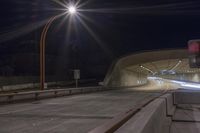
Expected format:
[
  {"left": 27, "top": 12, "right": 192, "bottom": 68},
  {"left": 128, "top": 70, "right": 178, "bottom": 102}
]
[
  {"left": 160, "top": 93, "right": 176, "bottom": 116},
  {"left": 174, "top": 89, "right": 200, "bottom": 104},
  {"left": 89, "top": 93, "right": 176, "bottom": 133},
  {"left": 116, "top": 97, "right": 171, "bottom": 133}
]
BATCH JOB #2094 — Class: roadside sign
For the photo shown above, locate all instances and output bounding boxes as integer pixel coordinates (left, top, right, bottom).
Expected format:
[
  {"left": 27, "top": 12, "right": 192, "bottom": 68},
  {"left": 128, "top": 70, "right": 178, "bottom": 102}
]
[
  {"left": 73, "top": 69, "right": 80, "bottom": 88},
  {"left": 74, "top": 69, "right": 80, "bottom": 80}
]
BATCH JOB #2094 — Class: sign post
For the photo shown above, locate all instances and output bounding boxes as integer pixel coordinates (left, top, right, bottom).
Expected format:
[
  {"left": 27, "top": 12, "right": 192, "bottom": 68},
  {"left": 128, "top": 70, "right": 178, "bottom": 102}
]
[{"left": 74, "top": 69, "right": 80, "bottom": 88}]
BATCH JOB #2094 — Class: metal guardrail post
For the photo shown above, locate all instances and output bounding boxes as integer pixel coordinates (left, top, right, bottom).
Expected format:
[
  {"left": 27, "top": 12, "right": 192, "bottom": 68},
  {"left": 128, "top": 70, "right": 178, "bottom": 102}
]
[
  {"left": 8, "top": 95, "right": 13, "bottom": 103},
  {"left": 69, "top": 90, "right": 72, "bottom": 95},
  {"left": 35, "top": 93, "right": 39, "bottom": 100},
  {"left": 54, "top": 91, "right": 58, "bottom": 97}
]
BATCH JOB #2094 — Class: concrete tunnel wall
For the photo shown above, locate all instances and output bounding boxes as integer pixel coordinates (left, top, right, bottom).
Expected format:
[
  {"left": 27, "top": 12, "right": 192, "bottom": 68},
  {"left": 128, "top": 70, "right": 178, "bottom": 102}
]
[
  {"left": 104, "top": 49, "right": 188, "bottom": 87},
  {"left": 107, "top": 68, "right": 148, "bottom": 87}
]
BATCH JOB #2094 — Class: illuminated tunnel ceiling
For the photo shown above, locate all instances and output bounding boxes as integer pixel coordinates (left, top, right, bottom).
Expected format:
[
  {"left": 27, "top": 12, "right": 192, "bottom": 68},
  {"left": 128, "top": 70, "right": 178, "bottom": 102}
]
[
  {"left": 122, "top": 49, "right": 200, "bottom": 75},
  {"left": 127, "top": 58, "right": 200, "bottom": 75},
  {"left": 104, "top": 49, "right": 200, "bottom": 87},
  {"left": 113, "top": 49, "right": 200, "bottom": 75}
]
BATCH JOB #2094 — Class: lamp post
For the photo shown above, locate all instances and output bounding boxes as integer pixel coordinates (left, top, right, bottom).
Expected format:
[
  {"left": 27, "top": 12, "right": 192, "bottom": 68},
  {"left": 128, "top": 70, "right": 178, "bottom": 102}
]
[{"left": 40, "top": 5, "right": 77, "bottom": 90}]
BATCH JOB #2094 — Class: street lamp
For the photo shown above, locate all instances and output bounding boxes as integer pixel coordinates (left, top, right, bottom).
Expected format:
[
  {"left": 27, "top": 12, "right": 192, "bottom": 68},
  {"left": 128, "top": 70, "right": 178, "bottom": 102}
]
[
  {"left": 40, "top": 5, "right": 77, "bottom": 90},
  {"left": 68, "top": 5, "right": 77, "bottom": 14}
]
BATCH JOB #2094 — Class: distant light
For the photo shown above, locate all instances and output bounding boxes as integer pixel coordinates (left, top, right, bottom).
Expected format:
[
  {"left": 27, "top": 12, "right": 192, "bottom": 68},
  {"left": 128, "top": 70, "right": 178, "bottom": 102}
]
[
  {"left": 68, "top": 5, "right": 77, "bottom": 14},
  {"left": 170, "top": 60, "right": 182, "bottom": 71},
  {"left": 140, "top": 65, "right": 154, "bottom": 74}
]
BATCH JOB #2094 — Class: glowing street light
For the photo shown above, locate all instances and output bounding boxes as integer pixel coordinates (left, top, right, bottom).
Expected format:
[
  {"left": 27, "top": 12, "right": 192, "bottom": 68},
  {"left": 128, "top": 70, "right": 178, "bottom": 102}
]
[
  {"left": 39, "top": 4, "right": 78, "bottom": 90},
  {"left": 68, "top": 5, "right": 77, "bottom": 14}
]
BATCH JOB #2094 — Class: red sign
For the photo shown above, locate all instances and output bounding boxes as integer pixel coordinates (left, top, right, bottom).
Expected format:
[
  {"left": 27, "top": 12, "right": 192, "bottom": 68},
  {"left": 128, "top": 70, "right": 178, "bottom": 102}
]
[{"left": 188, "top": 40, "right": 200, "bottom": 54}]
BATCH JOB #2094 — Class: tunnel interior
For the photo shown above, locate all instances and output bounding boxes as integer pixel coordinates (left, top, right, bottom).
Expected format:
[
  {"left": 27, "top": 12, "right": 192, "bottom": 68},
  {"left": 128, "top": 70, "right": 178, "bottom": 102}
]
[{"left": 104, "top": 49, "right": 200, "bottom": 88}]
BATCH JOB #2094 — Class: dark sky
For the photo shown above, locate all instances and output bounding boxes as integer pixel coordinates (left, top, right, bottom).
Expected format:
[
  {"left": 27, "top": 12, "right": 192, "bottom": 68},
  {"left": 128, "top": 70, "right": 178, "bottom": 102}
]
[{"left": 0, "top": 0, "right": 200, "bottom": 78}]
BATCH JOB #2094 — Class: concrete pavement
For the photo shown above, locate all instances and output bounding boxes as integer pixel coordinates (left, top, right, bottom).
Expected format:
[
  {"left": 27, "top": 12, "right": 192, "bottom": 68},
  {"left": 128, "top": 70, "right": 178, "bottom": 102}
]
[{"left": 0, "top": 89, "right": 158, "bottom": 133}]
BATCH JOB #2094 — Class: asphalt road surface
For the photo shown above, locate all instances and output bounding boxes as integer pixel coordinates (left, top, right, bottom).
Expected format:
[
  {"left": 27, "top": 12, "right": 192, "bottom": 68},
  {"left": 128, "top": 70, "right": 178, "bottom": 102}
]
[{"left": 0, "top": 88, "right": 159, "bottom": 133}]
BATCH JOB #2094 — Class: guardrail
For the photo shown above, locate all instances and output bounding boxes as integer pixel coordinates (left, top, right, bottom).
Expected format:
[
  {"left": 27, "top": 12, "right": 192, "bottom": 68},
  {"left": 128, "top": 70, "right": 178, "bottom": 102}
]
[
  {"left": 0, "top": 86, "right": 107, "bottom": 104},
  {"left": 0, "top": 79, "right": 98, "bottom": 92}
]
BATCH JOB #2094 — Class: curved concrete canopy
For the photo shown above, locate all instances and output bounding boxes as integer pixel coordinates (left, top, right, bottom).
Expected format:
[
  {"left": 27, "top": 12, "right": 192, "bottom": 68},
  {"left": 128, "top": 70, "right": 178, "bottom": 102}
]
[
  {"left": 114, "top": 49, "right": 188, "bottom": 69},
  {"left": 104, "top": 49, "right": 200, "bottom": 87}
]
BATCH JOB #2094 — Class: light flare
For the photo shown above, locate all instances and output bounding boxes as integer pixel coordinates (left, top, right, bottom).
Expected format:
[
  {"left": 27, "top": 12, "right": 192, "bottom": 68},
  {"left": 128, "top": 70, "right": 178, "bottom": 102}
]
[{"left": 68, "top": 5, "right": 77, "bottom": 14}]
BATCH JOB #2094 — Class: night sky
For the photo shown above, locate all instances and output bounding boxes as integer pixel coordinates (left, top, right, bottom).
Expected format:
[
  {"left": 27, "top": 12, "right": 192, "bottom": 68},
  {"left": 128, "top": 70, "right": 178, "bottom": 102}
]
[{"left": 0, "top": 0, "right": 200, "bottom": 79}]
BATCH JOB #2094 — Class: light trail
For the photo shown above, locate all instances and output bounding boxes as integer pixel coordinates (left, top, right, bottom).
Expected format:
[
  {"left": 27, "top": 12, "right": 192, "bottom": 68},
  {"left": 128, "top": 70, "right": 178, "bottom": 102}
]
[{"left": 149, "top": 77, "right": 200, "bottom": 90}]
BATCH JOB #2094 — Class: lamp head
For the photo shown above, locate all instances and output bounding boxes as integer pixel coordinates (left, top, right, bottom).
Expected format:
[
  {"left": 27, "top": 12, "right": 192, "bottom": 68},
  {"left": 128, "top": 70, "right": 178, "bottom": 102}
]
[{"left": 68, "top": 5, "right": 77, "bottom": 14}]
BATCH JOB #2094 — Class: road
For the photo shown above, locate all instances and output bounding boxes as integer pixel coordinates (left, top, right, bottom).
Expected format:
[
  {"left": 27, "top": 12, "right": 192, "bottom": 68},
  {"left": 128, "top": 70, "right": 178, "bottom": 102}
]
[{"left": 0, "top": 88, "right": 159, "bottom": 133}]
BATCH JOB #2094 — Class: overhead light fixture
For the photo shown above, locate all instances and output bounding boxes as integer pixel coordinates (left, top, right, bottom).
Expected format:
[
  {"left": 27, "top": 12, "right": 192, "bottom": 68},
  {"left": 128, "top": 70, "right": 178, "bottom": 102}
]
[
  {"left": 67, "top": 5, "right": 77, "bottom": 14},
  {"left": 170, "top": 60, "right": 182, "bottom": 71},
  {"left": 140, "top": 65, "right": 154, "bottom": 74}
]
